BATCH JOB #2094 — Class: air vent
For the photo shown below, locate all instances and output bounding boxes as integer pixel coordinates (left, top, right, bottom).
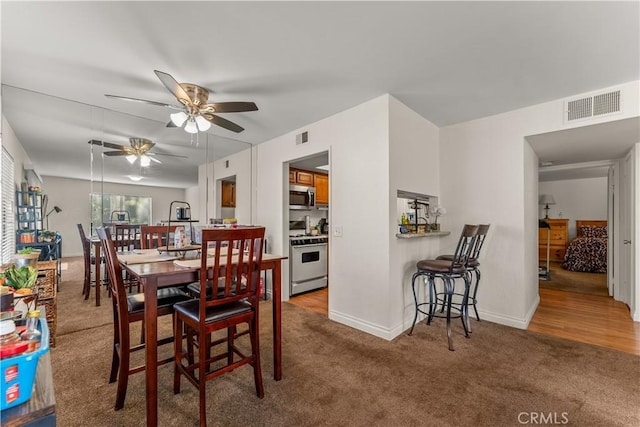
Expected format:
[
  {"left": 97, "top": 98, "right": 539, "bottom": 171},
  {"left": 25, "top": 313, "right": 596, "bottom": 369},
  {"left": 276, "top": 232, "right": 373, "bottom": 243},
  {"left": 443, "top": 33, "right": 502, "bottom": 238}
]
[
  {"left": 296, "top": 131, "right": 309, "bottom": 145},
  {"left": 593, "top": 91, "right": 620, "bottom": 116},
  {"left": 566, "top": 90, "right": 621, "bottom": 122},
  {"left": 567, "top": 97, "right": 592, "bottom": 121}
]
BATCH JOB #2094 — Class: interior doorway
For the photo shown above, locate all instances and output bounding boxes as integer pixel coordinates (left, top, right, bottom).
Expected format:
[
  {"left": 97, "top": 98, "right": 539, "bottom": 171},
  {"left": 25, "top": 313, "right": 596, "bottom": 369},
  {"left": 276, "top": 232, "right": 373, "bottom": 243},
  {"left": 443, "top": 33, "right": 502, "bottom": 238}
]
[
  {"left": 217, "top": 175, "right": 236, "bottom": 221},
  {"left": 287, "top": 151, "right": 330, "bottom": 316}
]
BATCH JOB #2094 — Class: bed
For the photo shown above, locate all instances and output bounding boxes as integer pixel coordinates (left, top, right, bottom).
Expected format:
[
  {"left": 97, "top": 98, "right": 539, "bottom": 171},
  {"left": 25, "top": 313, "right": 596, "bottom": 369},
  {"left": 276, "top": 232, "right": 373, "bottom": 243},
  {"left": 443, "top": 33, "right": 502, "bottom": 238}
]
[{"left": 561, "top": 220, "right": 608, "bottom": 273}]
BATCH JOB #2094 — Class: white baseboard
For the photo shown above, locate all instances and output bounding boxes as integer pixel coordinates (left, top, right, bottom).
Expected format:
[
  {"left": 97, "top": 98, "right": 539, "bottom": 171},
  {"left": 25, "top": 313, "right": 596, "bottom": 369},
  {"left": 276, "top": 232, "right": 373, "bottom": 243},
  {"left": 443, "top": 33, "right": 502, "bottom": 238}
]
[
  {"left": 328, "top": 309, "right": 394, "bottom": 341},
  {"left": 477, "top": 294, "right": 540, "bottom": 330},
  {"left": 329, "top": 294, "right": 541, "bottom": 341}
]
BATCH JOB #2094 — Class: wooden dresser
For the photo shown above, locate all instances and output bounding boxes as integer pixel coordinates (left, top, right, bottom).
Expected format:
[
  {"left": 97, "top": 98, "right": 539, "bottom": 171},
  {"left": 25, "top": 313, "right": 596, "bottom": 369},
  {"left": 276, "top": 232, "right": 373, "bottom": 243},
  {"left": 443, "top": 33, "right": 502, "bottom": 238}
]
[{"left": 539, "top": 218, "right": 569, "bottom": 262}]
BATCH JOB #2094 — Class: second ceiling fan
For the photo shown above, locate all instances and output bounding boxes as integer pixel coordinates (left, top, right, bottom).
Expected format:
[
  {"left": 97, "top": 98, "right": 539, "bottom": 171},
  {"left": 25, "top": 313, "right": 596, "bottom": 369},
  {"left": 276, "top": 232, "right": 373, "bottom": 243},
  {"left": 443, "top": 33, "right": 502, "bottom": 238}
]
[
  {"left": 89, "top": 138, "right": 187, "bottom": 167},
  {"left": 105, "top": 70, "right": 257, "bottom": 134}
]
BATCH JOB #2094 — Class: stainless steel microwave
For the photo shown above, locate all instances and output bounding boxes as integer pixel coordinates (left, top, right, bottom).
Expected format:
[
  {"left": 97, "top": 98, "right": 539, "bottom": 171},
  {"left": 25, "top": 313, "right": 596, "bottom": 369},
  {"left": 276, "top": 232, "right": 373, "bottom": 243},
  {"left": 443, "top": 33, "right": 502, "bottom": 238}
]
[{"left": 289, "top": 185, "right": 315, "bottom": 210}]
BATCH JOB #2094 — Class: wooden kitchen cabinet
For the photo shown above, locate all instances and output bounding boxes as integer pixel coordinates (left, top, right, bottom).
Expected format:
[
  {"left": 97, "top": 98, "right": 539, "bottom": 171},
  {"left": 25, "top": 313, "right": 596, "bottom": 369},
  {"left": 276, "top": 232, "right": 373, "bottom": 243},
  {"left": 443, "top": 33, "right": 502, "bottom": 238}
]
[
  {"left": 539, "top": 218, "right": 569, "bottom": 262},
  {"left": 289, "top": 168, "right": 314, "bottom": 186},
  {"left": 314, "top": 173, "right": 328, "bottom": 205},
  {"left": 221, "top": 181, "right": 236, "bottom": 208}
]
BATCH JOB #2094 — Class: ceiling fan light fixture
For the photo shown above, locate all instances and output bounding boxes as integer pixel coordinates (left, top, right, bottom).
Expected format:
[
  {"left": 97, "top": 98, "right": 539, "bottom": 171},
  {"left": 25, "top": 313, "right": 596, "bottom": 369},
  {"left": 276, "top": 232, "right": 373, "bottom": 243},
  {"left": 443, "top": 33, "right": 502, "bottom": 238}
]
[
  {"left": 195, "top": 115, "right": 211, "bottom": 132},
  {"left": 128, "top": 175, "right": 143, "bottom": 182},
  {"left": 140, "top": 154, "right": 151, "bottom": 167},
  {"left": 184, "top": 118, "right": 198, "bottom": 134},
  {"left": 170, "top": 111, "right": 188, "bottom": 127},
  {"left": 126, "top": 154, "right": 137, "bottom": 164}
]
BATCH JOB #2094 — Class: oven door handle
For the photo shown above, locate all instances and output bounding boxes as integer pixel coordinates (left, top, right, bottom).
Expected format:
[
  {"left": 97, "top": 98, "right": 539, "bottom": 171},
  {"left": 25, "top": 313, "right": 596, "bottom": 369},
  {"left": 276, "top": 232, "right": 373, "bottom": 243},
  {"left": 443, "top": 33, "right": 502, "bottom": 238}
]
[{"left": 291, "top": 243, "right": 327, "bottom": 249}]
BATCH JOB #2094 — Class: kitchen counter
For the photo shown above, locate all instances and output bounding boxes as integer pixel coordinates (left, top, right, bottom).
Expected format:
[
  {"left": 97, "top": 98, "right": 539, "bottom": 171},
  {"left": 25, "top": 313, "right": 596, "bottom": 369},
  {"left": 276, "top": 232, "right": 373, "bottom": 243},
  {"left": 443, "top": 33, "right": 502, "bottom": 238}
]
[{"left": 396, "top": 231, "right": 450, "bottom": 239}]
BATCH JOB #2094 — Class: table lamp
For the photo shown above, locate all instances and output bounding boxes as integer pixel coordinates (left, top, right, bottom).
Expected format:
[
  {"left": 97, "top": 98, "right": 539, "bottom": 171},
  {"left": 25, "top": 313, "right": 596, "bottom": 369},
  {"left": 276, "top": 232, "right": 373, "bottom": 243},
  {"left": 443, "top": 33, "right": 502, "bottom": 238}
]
[{"left": 538, "top": 194, "right": 555, "bottom": 219}]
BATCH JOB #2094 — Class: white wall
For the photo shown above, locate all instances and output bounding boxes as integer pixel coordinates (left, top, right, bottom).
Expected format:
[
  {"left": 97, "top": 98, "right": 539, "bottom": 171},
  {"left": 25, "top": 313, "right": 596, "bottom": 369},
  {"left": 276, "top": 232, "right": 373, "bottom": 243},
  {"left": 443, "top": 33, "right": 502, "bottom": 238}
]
[
  {"left": 213, "top": 149, "right": 252, "bottom": 225},
  {"left": 184, "top": 185, "right": 199, "bottom": 221},
  {"left": 1, "top": 117, "right": 32, "bottom": 189},
  {"left": 197, "top": 148, "right": 252, "bottom": 225},
  {"left": 42, "top": 176, "right": 186, "bottom": 256},
  {"left": 256, "top": 94, "right": 392, "bottom": 337},
  {"left": 388, "top": 96, "right": 442, "bottom": 336},
  {"left": 440, "top": 80, "right": 640, "bottom": 329},
  {"left": 539, "top": 177, "right": 608, "bottom": 238}
]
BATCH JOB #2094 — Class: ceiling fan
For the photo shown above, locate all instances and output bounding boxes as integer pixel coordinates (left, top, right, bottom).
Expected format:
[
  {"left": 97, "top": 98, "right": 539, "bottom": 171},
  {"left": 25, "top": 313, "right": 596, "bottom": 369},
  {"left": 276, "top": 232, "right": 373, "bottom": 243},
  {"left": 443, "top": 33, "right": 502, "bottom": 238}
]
[
  {"left": 105, "top": 70, "right": 258, "bottom": 133},
  {"left": 88, "top": 138, "right": 187, "bottom": 167}
]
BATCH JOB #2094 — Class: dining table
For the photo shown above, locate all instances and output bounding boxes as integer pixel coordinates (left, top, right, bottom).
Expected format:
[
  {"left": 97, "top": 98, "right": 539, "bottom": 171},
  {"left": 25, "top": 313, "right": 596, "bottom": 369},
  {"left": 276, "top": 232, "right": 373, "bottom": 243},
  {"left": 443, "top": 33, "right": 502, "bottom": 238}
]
[
  {"left": 90, "top": 238, "right": 200, "bottom": 306},
  {"left": 119, "top": 251, "right": 287, "bottom": 426}
]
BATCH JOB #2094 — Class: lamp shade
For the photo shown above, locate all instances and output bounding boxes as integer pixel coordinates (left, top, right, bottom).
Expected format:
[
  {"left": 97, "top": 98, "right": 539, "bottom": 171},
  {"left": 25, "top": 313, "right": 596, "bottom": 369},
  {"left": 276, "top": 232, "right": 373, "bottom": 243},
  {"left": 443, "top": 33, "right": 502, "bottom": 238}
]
[{"left": 539, "top": 194, "right": 556, "bottom": 205}]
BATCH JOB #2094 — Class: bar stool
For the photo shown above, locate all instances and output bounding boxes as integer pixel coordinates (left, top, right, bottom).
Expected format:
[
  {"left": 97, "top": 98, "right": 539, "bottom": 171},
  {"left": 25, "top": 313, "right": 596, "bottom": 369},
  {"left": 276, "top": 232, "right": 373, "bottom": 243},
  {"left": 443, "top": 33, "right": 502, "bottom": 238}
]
[
  {"left": 408, "top": 224, "right": 479, "bottom": 351},
  {"left": 435, "top": 224, "right": 490, "bottom": 327}
]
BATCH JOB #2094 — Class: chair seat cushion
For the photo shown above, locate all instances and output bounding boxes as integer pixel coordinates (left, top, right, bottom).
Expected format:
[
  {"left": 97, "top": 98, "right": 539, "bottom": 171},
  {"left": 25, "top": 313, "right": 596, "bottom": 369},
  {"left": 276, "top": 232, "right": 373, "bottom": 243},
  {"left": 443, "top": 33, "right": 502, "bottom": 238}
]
[
  {"left": 435, "top": 254, "right": 479, "bottom": 267},
  {"left": 416, "top": 259, "right": 467, "bottom": 274},
  {"left": 173, "top": 299, "right": 252, "bottom": 324},
  {"left": 127, "top": 287, "right": 192, "bottom": 314}
]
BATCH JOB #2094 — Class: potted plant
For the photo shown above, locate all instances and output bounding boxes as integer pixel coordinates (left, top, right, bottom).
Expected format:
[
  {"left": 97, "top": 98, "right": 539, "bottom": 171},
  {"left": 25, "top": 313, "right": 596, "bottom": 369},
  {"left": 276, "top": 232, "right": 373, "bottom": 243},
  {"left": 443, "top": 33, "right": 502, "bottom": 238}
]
[
  {"left": 3, "top": 265, "right": 39, "bottom": 315},
  {"left": 428, "top": 206, "right": 447, "bottom": 232},
  {"left": 14, "top": 247, "right": 41, "bottom": 268}
]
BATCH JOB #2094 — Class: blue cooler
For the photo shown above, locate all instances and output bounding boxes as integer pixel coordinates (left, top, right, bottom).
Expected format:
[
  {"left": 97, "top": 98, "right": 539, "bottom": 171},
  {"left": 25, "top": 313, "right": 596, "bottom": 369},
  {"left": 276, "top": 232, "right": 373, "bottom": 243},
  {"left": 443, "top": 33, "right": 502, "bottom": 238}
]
[{"left": 1, "top": 317, "right": 50, "bottom": 410}]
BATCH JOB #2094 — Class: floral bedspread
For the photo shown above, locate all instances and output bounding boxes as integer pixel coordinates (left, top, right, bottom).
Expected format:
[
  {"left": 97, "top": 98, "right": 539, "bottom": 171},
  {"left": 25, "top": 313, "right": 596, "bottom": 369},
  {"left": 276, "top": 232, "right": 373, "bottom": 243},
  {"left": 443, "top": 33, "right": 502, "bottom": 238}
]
[{"left": 561, "top": 237, "right": 607, "bottom": 273}]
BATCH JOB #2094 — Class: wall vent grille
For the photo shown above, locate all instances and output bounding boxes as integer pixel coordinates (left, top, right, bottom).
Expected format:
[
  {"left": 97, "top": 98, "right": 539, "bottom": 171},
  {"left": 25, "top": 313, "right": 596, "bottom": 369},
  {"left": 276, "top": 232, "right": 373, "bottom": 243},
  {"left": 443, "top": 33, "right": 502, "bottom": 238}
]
[
  {"left": 593, "top": 90, "right": 620, "bottom": 116},
  {"left": 566, "top": 90, "right": 621, "bottom": 122},
  {"left": 296, "top": 131, "right": 309, "bottom": 145},
  {"left": 567, "top": 97, "right": 592, "bottom": 121}
]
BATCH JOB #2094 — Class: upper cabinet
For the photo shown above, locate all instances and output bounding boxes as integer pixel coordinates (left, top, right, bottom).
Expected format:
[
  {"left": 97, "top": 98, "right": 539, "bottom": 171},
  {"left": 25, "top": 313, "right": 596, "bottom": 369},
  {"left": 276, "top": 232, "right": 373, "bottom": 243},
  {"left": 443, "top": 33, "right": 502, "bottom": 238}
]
[
  {"left": 314, "top": 173, "right": 328, "bottom": 205},
  {"left": 289, "top": 169, "right": 315, "bottom": 186},
  {"left": 221, "top": 181, "right": 236, "bottom": 208}
]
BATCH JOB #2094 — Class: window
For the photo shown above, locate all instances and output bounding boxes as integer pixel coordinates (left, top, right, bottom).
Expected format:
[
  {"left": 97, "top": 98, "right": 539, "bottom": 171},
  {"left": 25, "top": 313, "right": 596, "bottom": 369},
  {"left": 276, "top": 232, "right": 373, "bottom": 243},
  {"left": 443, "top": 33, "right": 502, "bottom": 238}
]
[
  {"left": 1, "top": 147, "right": 16, "bottom": 264},
  {"left": 90, "top": 193, "right": 152, "bottom": 232}
]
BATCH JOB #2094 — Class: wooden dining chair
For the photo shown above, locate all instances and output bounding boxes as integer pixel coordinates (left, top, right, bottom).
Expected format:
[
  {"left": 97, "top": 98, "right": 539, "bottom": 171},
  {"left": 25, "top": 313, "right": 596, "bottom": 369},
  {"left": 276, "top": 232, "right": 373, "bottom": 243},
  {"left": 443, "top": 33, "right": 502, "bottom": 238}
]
[
  {"left": 77, "top": 223, "right": 106, "bottom": 303},
  {"left": 140, "top": 225, "right": 178, "bottom": 249},
  {"left": 97, "top": 227, "right": 192, "bottom": 410},
  {"left": 113, "top": 224, "right": 142, "bottom": 292},
  {"left": 113, "top": 224, "right": 140, "bottom": 252},
  {"left": 173, "top": 227, "right": 266, "bottom": 427}
]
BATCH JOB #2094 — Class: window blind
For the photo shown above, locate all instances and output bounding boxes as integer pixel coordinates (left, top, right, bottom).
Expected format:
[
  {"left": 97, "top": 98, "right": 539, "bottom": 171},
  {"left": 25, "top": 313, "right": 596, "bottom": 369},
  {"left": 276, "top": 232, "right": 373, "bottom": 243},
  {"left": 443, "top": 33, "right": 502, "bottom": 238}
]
[{"left": 1, "top": 147, "right": 16, "bottom": 264}]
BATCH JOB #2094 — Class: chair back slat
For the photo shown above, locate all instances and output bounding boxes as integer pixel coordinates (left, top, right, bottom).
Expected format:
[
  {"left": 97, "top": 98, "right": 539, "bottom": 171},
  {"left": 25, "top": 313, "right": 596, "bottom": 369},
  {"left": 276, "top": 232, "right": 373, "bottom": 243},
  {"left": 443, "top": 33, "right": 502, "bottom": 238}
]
[
  {"left": 114, "top": 224, "right": 140, "bottom": 252},
  {"left": 449, "top": 224, "right": 480, "bottom": 270},
  {"left": 140, "top": 225, "right": 178, "bottom": 249},
  {"left": 199, "top": 227, "right": 265, "bottom": 316},
  {"left": 469, "top": 224, "right": 491, "bottom": 260}
]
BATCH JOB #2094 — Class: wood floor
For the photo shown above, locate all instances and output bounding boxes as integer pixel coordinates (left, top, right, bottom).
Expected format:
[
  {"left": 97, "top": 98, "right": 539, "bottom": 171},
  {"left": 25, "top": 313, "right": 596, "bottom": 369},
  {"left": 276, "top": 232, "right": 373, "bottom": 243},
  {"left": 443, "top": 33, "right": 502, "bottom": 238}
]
[
  {"left": 288, "top": 286, "right": 328, "bottom": 316},
  {"left": 288, "top": 273, "right": 640, "bottom": 356},
  {"left": 529, "top": 287, "right": 640, "bottom": 355}
]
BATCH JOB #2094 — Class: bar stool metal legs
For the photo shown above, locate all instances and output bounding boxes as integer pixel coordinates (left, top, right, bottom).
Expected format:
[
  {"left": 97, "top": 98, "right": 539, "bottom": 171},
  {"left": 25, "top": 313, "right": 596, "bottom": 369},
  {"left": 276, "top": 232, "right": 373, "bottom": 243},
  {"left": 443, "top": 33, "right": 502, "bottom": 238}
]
[
  {"left": 407, "top": 224, "right": 479, "bottom": 351},
  {"left": 408, "top": 270, "right": 471, "bottom": 351}
]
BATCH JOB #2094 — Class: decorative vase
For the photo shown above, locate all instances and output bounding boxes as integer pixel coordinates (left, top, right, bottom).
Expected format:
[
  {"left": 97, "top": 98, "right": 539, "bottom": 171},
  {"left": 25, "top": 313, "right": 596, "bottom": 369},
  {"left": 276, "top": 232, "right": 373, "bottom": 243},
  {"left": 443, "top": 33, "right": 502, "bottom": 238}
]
[{"left": 430, "top": 223, "right": 440, "bottom": 232}]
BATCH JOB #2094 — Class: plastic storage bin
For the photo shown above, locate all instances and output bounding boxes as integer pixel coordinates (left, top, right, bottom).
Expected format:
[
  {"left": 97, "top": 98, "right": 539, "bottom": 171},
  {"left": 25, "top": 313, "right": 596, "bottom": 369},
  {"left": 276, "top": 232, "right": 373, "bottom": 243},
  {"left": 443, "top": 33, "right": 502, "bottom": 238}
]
[{"left": 0, "top": 317, "right": 50, "bottom": 410}]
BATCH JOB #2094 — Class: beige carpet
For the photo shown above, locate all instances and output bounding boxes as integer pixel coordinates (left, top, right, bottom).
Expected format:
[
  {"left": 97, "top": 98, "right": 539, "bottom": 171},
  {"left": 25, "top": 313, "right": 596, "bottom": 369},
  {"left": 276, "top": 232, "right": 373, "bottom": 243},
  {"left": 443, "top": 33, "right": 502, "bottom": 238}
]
[
  {"left": 49, "top": 258, "right": 639, "bottom": 426},
  {"left": 539, "top": 261, "right": 609, "bottom": 297}
]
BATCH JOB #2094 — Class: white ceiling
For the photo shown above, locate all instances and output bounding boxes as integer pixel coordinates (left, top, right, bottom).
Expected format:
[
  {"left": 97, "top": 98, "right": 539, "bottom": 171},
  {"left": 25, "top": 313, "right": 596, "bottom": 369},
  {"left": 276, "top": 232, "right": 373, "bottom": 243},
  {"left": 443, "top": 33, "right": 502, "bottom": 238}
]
[{"left": 1, "top": 2, "right": 638, "bottom": 187}]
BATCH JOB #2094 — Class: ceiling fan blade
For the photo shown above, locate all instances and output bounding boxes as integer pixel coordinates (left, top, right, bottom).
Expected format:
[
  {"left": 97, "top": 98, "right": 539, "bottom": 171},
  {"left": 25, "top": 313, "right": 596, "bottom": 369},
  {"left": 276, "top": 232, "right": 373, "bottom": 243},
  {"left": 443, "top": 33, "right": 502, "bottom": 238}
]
[
  {"left": 166, "top": 120, "right": 177, "bottom": 128},
  {"left": 104, "top": 94, "right": 181, "bottom": 109},
  {"left": 205, "top": 114, "right": 245, "bottom": 133},
  {"left": 88, "top": 139, "right": 127, "bottom": 150},
  {"left": 103, "top": 151, "right": 129, "bottom": 157},
  {"left": 149, "top": 152, "right": 189, "bottom": 159},
  {"left": 154, "top": 70, "right": 193, "bottom": 106},
  {"left": 201, "top": 102, "right": 258, "bottom": 114}
]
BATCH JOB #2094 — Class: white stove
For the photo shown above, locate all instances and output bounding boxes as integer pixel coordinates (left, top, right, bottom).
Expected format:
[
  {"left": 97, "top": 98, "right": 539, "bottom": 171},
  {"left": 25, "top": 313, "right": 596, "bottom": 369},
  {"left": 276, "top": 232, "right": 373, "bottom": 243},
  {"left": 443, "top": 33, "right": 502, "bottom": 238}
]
[{"left": 289, "top": 234, "right": 328, "bottom": 295}]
